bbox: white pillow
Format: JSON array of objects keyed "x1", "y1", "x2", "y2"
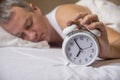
[{"x1": 0, "y1": 26, "x2": 50, "y2": 48}]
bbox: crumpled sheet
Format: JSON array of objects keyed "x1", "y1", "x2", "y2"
[
  {"x1": 0, "y1": 47, "x2": 120, "y2": 80},
  {"x1": 76, "y1": 0, "x2": 120, "y2": 33}
]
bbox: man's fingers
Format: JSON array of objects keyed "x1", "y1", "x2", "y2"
[
  {"x1": 67, "y1": 20, "x2": 74, "y2": 26},
  {"x1": 81, "y1": 14, "x2": 99, "y2": 25},
  {"x1": 86, "y1": 22, "x2": 105, "y2": 32},
  {"x1": 72, "y1": 12, "x2": 88, "y2": 22},
  {"x1": 67, "y1": 12, "x2": 88, "y2": 26}
]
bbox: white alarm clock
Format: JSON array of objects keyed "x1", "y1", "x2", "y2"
[{"x1": 62, "y1": 24, "x2": 101, "y2": 66}]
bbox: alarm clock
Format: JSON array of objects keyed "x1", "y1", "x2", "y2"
[{"x1": 62, "y1": 24, "x2": 101, "y2": 66}]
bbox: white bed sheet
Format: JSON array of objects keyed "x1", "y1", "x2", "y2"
[
  {"x1": 76, "y1": 0, "x2": 120, "y2": 33},
  {"x1": 0, "y1": 47, "x2": 120, "y2": 80}
]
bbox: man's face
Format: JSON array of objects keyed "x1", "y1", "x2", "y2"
[{"x1": 2, "y1": 5, "x2": 50, "y2": 42}]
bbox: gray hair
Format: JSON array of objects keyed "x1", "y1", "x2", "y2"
[{"x1": 0, "y1": 0, "x2": 33, "y2": 24}]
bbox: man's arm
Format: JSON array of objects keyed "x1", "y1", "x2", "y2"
[
  {"x1": 56, "y1": 4, "x2": 120, "y2": 59},
  {"x1": 106, "y1": 27, "x2": 120, "y2": 59},
  {"x1": 56, "y1": 4, "x2": 91, "y2": 29}
]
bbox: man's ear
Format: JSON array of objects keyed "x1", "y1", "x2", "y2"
[{"x1": 29, "y1": 3, "x2": 42, "y2": 14}]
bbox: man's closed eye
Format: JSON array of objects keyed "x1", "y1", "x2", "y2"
[{"x1": 25, "y1": 19, "x2": 33, "y2": 30}]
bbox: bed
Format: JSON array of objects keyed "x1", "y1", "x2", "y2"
[
  {"x1": 0, "y1": 0, "x2": 120, "y2": 80},
  {"x1": 0, "y1": 47, "x2": 120, "y2": 80}
]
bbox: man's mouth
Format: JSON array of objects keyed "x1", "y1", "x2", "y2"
[
  {"x1": 37, "y1": 35, "x2": 42, "y2": 42},
  {"x1": 36, "y1": 33, "x2": 44, "y2": 42},
  {"x1": 32, "y1": 34, "x2": 41, "y2": 42}
]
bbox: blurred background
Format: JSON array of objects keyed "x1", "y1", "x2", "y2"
[
  {"x1": 25, "y1": 0, "x2": 78, "y2": 14},
  {"x1": 24, "y1": 0, "x2": 120, "y2": 14}
]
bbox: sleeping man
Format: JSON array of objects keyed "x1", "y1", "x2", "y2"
[{"x1": 0, "y1": 0, "x2": 120, "y2": 59}]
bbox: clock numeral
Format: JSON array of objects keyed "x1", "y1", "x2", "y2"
[
  {"x1": 92, "y1": 49, "x2": 94, "y2": 53},
  {"x1": 90, "y1": 54, "x2": 93, "y2": 58},
  {"x1": 80, "y1": 36, "x2": 84, "y2": 40},
  {"x1": 85, "y1": 58, "x2": 88, "y2": 62},
  {"x1": 87, "y1": 38, "x2": 89, "y2": 42},
  {"x1": 70, "y1": 42, "x2": 74, "y2": 46},
  {"x1": 79, "y1": 59, "x2": 81, "y2": 63},
  {"x1": 74, "y1": 57, "x2": 76, "y2": 60},
  {"x1": 68, "y1": 47, "x2": 71, "y2": 51},
  {"x1": 69, "y1": 53, "x2": 72, "y2": 57},
  {"x1": 90, "y1": 43, "x2": 93, "y2": 47}
]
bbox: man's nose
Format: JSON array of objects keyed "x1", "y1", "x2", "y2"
[{"x1": 24, "y1": 30, "x2": 37, "y2": 41}]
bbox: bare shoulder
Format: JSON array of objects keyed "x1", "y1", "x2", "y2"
[
  {"x1": 56, "y1": 4, "x2": 91, "y2": 29},
  {"x1": 57, "y1": 4, "x2": 90, "y2": 13}
]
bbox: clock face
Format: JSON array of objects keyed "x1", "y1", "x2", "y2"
[{"x1": 64, "y1": 32, "x2": 99, "y2": 65}]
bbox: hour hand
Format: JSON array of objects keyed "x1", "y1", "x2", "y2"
[{"x1": 76, "y1": 50, "x2": 81, "y2": 57}]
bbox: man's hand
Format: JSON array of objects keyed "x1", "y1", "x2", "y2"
[{"x1": 67, "y1": 13, "x2": 110, "y2": 59}]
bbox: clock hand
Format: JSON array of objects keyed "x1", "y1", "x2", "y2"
[
  {"x1": 76, "y1": 50, "x2": 82, "y2": 57},
  {"x1": 74, "y1": 39, "x2": 83, "y2": 50},
  {"x1": 83, "y1": 46, "x2": 92, "y2": 50},
  {"x1": 83, "y1": 43, "x2": 92, "y2": 50}
]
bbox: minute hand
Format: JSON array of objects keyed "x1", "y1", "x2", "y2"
[
  {"x1": 74, "y1": 39, "x2": 83, "y2": 50},
  {"x1": 83, "y1": 46, "x2": 91, "y2": 50}
]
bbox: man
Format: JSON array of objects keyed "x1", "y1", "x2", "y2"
[{"x1": 0, "y1": 0, "x2": 120, "y2": 59}]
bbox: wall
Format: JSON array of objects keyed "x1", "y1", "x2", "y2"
[
  {"x1": 25, "y1": 0, "x2": 78, "y2": 14},
  {"x1": 24, "y1": 0, "x2": 120, "y2": 14}
]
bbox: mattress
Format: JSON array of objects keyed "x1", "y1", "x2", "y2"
[{"x1": 0, "y1": 47, "x2": 120, "y2": 80}]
